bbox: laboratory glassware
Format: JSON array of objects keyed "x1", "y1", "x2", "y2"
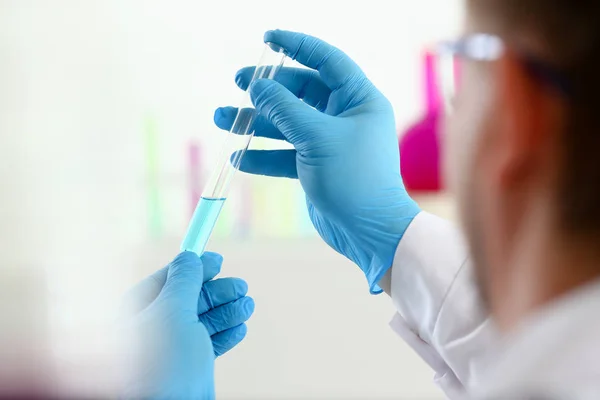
[{"x1": 181, "y1": 43, "x2": 287, "y2": 255}]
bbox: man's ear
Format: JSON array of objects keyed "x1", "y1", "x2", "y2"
[{"x1": 494, "y1": 49, "x2": 557, "y2": 188}]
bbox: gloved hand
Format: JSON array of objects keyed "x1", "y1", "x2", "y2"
[
  {"x1": 122, "y1": 251, "x2": 255, "y2": 356},
  {"x1": 119, "y1": 252, "x2": 254, "y2": 399},
  {"x1": 214, "y1": 30, "x2": 420, "y2": 293}
]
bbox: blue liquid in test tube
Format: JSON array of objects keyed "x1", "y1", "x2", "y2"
[
  {"x1": 181, "y1": 197, "x2": 226, "y2": 255},
  {"x1": 180, "y1": 42, "x2": 287, "y2": 256}
]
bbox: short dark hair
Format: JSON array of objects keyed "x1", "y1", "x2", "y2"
[{"x1": 470, "y1": 0, "x2": 600, "y2": 238}]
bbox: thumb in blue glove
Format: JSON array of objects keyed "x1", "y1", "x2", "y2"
[
  {"x1": 121, "y1": 252, "x2": 254, "y2": 356},
  {"x1": 119, "y1": 252, "x2": 254, "y2": 399},
  {"x1": 215, "y1": 30, "x2": 420, "y2": 293}
]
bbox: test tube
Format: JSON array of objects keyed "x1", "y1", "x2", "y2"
[{"x1": 181, "y1": 43, "x2": 287, "y2": 255}]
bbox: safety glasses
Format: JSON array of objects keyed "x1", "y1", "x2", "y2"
[{"x1": 434, "y1": 33, "x2": 571, "y2": 114}]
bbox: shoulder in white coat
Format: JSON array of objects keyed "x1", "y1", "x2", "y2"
[{"x1": 388, "y1": 212, "x2": 600, "y2": 400}]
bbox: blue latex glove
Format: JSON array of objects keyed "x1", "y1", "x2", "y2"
[
  {"x1": 122, "y1": 251, "x2": 255, "y2": 356},
  {"x1": 120, "y1": 252, "x2": 254, "y2": 399},
  {"x1": 214, "y1": 30, "x2": 420, "y2": 293}
]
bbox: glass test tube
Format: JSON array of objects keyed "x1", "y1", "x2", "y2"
[{"x1": 181, "y1": 43, "x2": 287, "y2": 255}]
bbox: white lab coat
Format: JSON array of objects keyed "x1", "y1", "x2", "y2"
[{"x1": 389, "y1": 212, "x2": 600, "y2": 399}]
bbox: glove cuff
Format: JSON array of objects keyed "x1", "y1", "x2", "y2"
[
  {"x1": 364, "y1": 207, "x2": 422, "y2": 294},
  {"x1": 365, "y1": 257, "x2": 391, "y2": 295}
]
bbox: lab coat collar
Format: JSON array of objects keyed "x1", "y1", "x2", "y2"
[{"x1": 472, "y1": 277, "x2": 600, "y2": 398}]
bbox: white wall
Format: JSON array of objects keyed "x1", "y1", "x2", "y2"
[{"x1": 0, "y1": 1, "x2": 461, "y2": 398}]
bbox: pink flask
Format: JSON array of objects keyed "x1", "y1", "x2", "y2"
[{"x1": 399, "y1": 51, "x2": 443, "y2": 193}]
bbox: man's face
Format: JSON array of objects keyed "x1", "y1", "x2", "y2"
[{"x1": 444, "y1": 16, "x2": 502, "y2": 301}]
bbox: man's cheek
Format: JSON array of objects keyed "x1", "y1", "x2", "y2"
[
  {"x1": 444, "y1": 110, "x2": 471, "y2": 195},
  {"x1": 443, "y1": 118, "x2": 459, "y2": 194}
]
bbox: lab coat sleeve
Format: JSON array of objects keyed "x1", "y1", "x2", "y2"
[{"x1": 389, "y1": 212, "x2": 497, "y2": 399}]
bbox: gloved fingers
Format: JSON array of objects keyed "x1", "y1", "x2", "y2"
[
  {"x1": 264, "y1": 30, "x2": 367, "y2": 92},
  {"x1": 235, "y1": 66, "x2": 330, "y2": 112},
  {"x1": 201, "y1": 251, "x2": 223, "y2": 283},
  {"x1": 214, "y1": 106, "x2": 286, "y2": 141},
  {"x1": 249, "y1": 79, "x2": 326, "y2": 147},
  {"x1": 211, "y1": 324, "x2": 248, "y2": 357},
  {"x1": 238, "y1": 149, "x2": 298, "y2": 178},
  {"x1": 198, "y1": 296, "x2": 255, "y2": 336},
  {"x1": 120, "y1": 252, "x2": 221, "y2": 318},
  {"x1": 158, "y1": 252, "x2": 204, "y2": 315},
  {"x1": 197, "y1": 278, "x2": 248, "y2": 315}
]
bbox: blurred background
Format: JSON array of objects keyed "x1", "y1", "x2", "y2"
[{"x1": 0, "y1": 0, "x2": 461, "y2": 398}]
